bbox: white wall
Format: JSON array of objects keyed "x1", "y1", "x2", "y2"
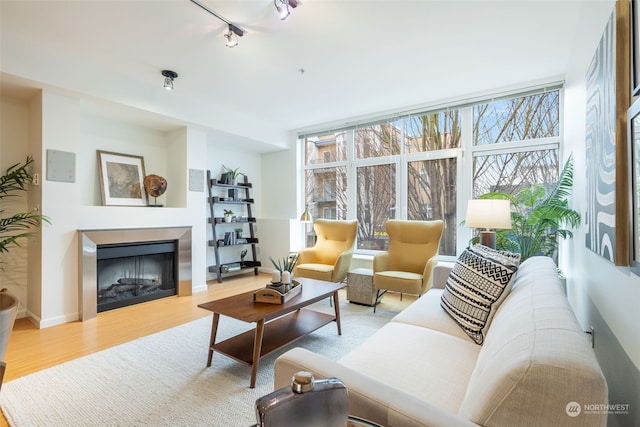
[
  {"x1": 257, "y1": 135, "x2": 303, "y2": 271},
  {"x1": 562, "y1": 2, "x2": 639, "y2": 425}
]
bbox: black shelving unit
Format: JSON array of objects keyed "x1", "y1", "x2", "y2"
[{"x1": 207, "y1": 170, "x2": 261, "y2": 282}]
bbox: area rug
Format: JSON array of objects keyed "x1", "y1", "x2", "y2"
[{"x1": 1, "y1": 301, "x2": 394, "y2": 427}]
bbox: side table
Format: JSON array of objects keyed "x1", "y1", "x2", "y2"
[{"x1": 346, "y1": 268, "x2": 377, "y2": 306}]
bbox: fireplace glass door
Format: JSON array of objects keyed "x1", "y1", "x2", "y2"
[{"x1": 97, "y1": 240, "x2": 177, "y2": 312}]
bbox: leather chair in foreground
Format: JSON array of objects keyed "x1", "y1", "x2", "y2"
[
  {"x1": 294, "y1": 219, "x2": 357, "y2": 283},
  {"x1": 373, "y1": 219, "x2": 443, "y2": 312}
]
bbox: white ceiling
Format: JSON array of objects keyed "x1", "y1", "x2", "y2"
[{"x1": 0, "y1": 0, "x2": 604, "y2": 152}]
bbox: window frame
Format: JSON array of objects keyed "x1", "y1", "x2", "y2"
[{"x1": 299, "y1": 85, "x2": 563, "y2": 261}]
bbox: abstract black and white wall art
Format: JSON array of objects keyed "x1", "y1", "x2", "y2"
[
  {"x1": 585, "y1": 11, "x2": 617, "y2": 263},
  {"x1": 585, "y1": 2, "x2": 632, "y2": 266}
]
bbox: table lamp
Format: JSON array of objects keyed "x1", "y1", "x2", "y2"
[{"x1": 465, "y1": 199, "x2": 512, "y2": 249}]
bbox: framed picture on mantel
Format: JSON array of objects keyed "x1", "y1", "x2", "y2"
[{"x1": 97, "y1": 150, "x2": 147, "y2": 206}]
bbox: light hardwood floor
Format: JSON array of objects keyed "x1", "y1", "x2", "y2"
[{"x1": 1, "y1": 273, "x2": 414, "y2": 426}]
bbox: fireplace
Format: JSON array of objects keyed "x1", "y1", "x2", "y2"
[
  {"x1": 79, "y1": 227, "x2": 191, "y2": 320},
  {"x1": 97, "y1": 240, "x2": 177, "y2": 312}
]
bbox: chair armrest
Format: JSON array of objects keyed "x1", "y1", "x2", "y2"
[
  {"x1": 332, "y1": 250, "x2": 354, "y2": 282},
  {"x1": 420, "y1": 256, "x2": 439, "y2": 293},
  {"x1": 432, "y1": 263, "x2": 453, "y2": 289},
  {"x1": 373, "y1": 252, "x2": 390, "y2": 273},
  {"x1": 274, "y1": 348, "x2": 478, "y2": 427}
]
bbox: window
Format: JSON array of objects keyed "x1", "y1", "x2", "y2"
[
  {"x1": 408, "y1": 157, "x2": 457, "y2": 255},
  {"x1": 357, "y1": 163, "x2": 396, "y2": 250},
  {"x1": 473, "y1": 91, "x2": 559, "y2": 145},
  {"x1": 472, "y1": 150, "x2": 559, "y2": 197},
  {"x1": 405, "y1": 111, "x2": 461, "y2": 152},
  {"x1": 304, "y1": 166, "x2": 347, "y2": 220},
  {"x1": 301, "y1": 87, "x2": 562, "y2": 259},
  {"x1": 471, "y1": 91, "x2": 560, "y2": 198},
  {"x1": 305, "y1": 132, "x2": 347, "y2": 165},
  {"x1": 355, "y1": 121, "x2": 401, "y2": 159}
]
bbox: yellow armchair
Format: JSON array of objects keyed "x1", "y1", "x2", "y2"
[
  {"x1": 294, "y1": 219, "x2": 358, "y2": 283},
  {"x1": 373, "y1": 219, "x2": 444, "y2": 312}
]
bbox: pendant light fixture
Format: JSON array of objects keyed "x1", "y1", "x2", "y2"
[
  {"x1": 300, "y1": 204, "x2": 313, "y2": 222},
  {"x1": 161, "y1": 70, "x2": 178, "y2": 90}
]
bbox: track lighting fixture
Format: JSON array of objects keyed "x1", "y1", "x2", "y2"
[
  {"x1": 274, "y1": 0, "x2": 298, "y2": 20},
  {"x1": 224, "y1": 24, "x2": 243, "y2": 48},
  {"x1": 161, "y1": 70, "x2": 178, "y2": 90},
  {"x1": 190, "y1": 0, "x2": 245, "y2": 48}
]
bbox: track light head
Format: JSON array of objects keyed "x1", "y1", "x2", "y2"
[
  {"x1": 161, "y1": 70, "x2": 178, "y2": 90},
  {"x1": 275, "y1": 0, "x2": 298, "y2": 21},
  {"x1": 225, "y1": 24, "x2": 243, "y2": 48},
  {"x1": 225, "y1": 30, "x2": 238, "y2": 48}
]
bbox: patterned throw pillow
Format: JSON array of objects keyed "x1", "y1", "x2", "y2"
[{"x1": 440, "y1": 244, "x2": 521, "y2": 345}]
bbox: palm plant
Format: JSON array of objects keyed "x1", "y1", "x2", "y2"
[
  {"x1": 0, "y1": 156, "x2": 50, "y2": 268},
  {"x1": 479, "y1": 156, "x2": 580, "y2": 262}
]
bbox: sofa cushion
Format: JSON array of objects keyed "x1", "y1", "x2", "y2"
[
  {"x1": 338, "y1": 322, "x2": 480, "y2": 414},
  {"x1": 440, "y1": 244, "x2": 520, "y2": 345},
  {"x1": 391, "y1": 289, "x2": 476, "y2": 343}
]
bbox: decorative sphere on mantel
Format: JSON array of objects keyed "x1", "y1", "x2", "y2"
[{"x1": 144, "y1": 174, "x2": 167, "y2": 198}]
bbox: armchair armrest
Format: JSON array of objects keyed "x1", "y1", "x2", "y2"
[
  {"x1": 274, "y1": 348, "x2": 478, "y2": 427},
  {"x1": 373, "y1": 252, "x2": 390, "y2": 273},
  {"x1": 432, "y1": 263, "x2": 454, "y2": 289},
  {"x1": 420, "y1": 256, "x2": 439, "y2": 293},
  {"x1": 332, "y1": 249, "x2": 354, "y2": 282}
]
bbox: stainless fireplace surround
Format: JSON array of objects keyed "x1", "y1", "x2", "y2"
[{"x1": 79, "y1": 226, "x2": 192, "y2": 321}]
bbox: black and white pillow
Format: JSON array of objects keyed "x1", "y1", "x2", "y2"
[{"x1": 440, "y1": 244, "x2": 521, "y2": 345}]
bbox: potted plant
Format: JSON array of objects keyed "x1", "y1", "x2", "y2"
[
  {"x1": 478, "y1": 155, "x2": 580, "y2": 264},
  {"x1": 234, "y1": 228, "x2": 243, "y2": 239},
  {"x1": 269, "y1": 253, "x2": 299, "y2": 288},
  {"x1": 223, "y1": 209, "x2": 234, "y2": 223},
  {"x1": 0, "y1": 155, "x2": 50, "y2": 386},
  {"x1": 221, "y1": 165, "x2": 244, "y2": 186}
]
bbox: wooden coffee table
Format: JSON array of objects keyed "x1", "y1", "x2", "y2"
[{"x1": 198, "y1": 278, "x2": 346, "y2": 388}]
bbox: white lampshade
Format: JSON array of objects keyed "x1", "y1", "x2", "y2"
[{"x1": 465, "y1": 199, "x2": 512, "y2": 230}]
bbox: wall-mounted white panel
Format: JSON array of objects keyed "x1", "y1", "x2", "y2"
[{"x1": 46, "y1": 149, "x2": 75, "y2": 182}]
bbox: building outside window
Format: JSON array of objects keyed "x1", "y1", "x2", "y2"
[{"x1": 301, "y1": 87, "x2": 561, "y2": 260}]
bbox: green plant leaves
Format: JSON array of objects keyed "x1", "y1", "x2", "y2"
[
  {"x1": 478, "y1": 155, "x2": 580, "y2": 262},
  {"x1": 0, "y1": 156, "x2": 51, "y2": 267},
  {"x1": 269, "y1": 253, "x2": 299, "y2": 273}
]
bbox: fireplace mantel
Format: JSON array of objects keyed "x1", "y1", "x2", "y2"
[{"x1": 78, "y1": 227, "x2": 192, "y2": 321}]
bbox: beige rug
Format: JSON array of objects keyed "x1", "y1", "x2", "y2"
[{"x1": 1, "y1": 301, "x2": 394, "y2": 426}]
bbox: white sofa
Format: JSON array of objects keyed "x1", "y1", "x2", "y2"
[{"x1": 274, "y1": 256, "x2": 608, "y2": 426}]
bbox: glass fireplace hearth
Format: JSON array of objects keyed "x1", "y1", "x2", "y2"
[{"x1": 97, "y1": 240, "x2": 177, "y2": 313}]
